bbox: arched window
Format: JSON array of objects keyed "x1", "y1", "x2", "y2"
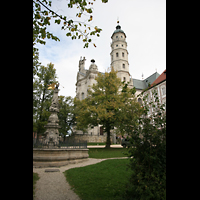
[
  {"x1": 116, "y1": 52, "x2": 118, "y2": 57},
  {"x1": 82, "y1": 92, "x2": 84, "y2": 100},
  {"x1": 123, "y1": 64, "x2": 125, "y2": 68},
  {"x1": 122, "y1": 52, "x2": 124, "y2": 57},
  {"x1": 138, "y1": 98, "x2": 142, "y2": 106},
  {"x1": 123, "y1": 77, "x2": 126, "y2": 82}
]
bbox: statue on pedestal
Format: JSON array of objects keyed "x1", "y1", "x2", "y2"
[{"x1": 43, "y1": 83, "x2": 61, "y2": 148}]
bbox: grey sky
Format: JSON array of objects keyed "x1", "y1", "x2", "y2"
[{"x1": 36, "y1": 0, "x2": 166, "y2": 97}]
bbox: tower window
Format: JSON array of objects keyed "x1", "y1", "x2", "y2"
[
  {"x1": 138, "y1": 98, "x2": 142, "y2": 106},
  {"x1": 123, "y1": 77, "x2": 126, "y2": 82},
  {"x1": 123, "y1": 64, "x2": 125, "y2": 68},
  {"x1": 82, "y1": 92, "x2": 84, "y2": 100},
  {"x1": 122, "y1": 52, "x2": 124, "y2": 57},
  {"x1": 116, "y1": 36, "x2": 118, "y2": 38},
  {"x1": 121, "y1": 36, "x2": 123, "y2": 38},
  {"x1": 116, "y1": 44, "x2": 118, "y2": 47},
  {"x1": 116, "y1": 52, "x2": 118, "y2": 57}
]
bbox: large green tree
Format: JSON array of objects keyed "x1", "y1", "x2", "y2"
[
  {"x1": 74, "y1": 67, "x2": 143, "y2": 148},
  {"x1": 58, "y1": 95, "x2": 75, "y2": 140},
  {"x1": 33, "y1": 62, "x2": 58, "y2": 136}
]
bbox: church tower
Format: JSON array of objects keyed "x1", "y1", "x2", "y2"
[{"x1": 110, "y1": 22, "x2": 131, "y2": 83}]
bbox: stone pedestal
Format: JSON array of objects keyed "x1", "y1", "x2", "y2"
[{"x1": 43, "y1": 84, "x2": 61, "y2": 147}]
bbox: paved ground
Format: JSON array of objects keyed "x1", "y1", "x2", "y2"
[
  {"x1": 87, "y1": 144, "x2": 122, "y2": 148},
  {"x1": 33, "y1": 157, "x2": 127, "y2": 200}
]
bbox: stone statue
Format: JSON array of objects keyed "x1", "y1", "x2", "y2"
[
  {"x1": 49, "y1": 83, "x2": 59, "y2": 112},
  {"x1": 43, "y1": 83, "x2": 61, "y2": 148}
]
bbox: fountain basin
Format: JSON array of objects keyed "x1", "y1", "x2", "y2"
[{"x1": 33, "y1": 148, "x2": 89, "y2": 168}]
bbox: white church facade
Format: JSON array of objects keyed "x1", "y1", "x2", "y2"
[{"x1": 74, "y1": 23, "x2": 161, "y2": 143}]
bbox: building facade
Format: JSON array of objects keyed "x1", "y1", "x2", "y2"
[
  {"x1": 74, "y1": 22, "x2": 163, "y2": 143},
  {"x1": 142, "y1": 69, "x2": 166, "y2": 116}
]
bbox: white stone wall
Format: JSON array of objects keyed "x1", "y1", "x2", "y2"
[{"x1": 143, "y1": 80, "x2": 166, "y2": 115}]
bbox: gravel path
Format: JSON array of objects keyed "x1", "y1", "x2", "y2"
[{"x1": 33, "y1": 158, "x2": 110, "y2": 200}]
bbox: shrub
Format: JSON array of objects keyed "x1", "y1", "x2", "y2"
[{"x1": 123, "y1": 88, "x2": 166, "y2": 200}]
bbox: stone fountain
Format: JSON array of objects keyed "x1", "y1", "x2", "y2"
[{"x1": 33, "y1": 83, "x2": 89, "y2": 168}]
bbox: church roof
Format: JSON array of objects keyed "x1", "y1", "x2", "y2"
[
  {"x1": 150, "y1": 69, "x2": 166, "y2": 87},
  {"x1": 111, "y1": 24, "x2": 126, "y2": 38},
  {"x1": 132, "y1": 72, "x2": 160, "y2": 90}
]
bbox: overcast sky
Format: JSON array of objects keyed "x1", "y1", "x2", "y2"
[{"x1": 36, "y1": 0, "x2": 166, "y2": 98}]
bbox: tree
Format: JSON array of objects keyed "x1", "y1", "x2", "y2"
[
  {"x1": 33, "y1": 0, "x2": 108, "y2": 74},
  {"x1": 58, "y1": 95, "x2": 75, "y2": 140},
  {"x1": 123, "y1": 88, "x2": 166, "y2": 200},
  {"x1": 33, "y1": 62, "x2": 58, "y2": 137},
  {"x1": 74, "y1": 67, "x2": 143, "y2": 148}
]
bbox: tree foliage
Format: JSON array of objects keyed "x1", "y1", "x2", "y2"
[
  {"x1": 74, "y1": 67, "x2": 143, "y2": 148},
  {"x1": 123, "y1": 89, "x2": 166, "y2": 200},
  {"x1": 58, "y1": 95, "x2": 75, "y2": 140},
  {"x1": 33, "y1": 0, "x2": 108, "y2": 73},
  {"x1": 33, "y1": 62, "x2": 58, "y2": 136}
]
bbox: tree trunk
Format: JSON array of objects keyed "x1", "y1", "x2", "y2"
[{"x1": 105, "y1": 124, "x2": 111, "y2": 148}]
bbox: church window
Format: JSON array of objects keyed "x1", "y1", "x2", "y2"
[
  {"x1": 116, "y1": 52, "x2": 118, "y2": 57},
  {"x1": 162, "y1": 87, "x2": 166, "y2": 96},
  {"x1": 122, "y1": 52, "x2": 124, "y2": 57},
  {"x1": 123, "y1": 64, "x2": 125, "y2": 68},
  {"x1": 82, "y1": 92, "x2": 84, "y2": 100},
  {"x1": 123, "y1": 77, "x2": 126, "y2": 82},
  {"x1": 122, "y1": 44, "x2": 123, "y2": 47}
]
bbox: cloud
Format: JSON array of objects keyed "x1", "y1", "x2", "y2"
[{"x1": 36, "y1": 0, "x2": 166, "y2": 97}]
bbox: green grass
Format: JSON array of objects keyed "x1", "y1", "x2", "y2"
[
  {"x1": 88, "y1": 148, "x2": 128, "y2": 158},
  {"x1": 33, "y1": 172, "x2": 40, "y2": 199},
  {"x1": 87, "y1": 142, "x2": 106, "y2": 145},
  {"x1": 64, "y1": 159, "x2": 131, "y2": 200}
]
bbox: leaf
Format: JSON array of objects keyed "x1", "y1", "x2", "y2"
[
  {"x1": 66, "y1": 32, "x2": 71, "y2": 36},
  {"x1": 55, "y1": 19, "x2": 61, "y2": 24},
  {"x1": 86, "y1": 8, "x2": 93, "y2": 13}
]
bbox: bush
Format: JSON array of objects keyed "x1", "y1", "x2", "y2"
[{"x1": 123, "y1": 89, "x2": 166, "y2": 200}]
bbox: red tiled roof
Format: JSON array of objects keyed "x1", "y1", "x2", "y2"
[{"x1": 151, "y1": 69, "x2": 166, "y2": 87}]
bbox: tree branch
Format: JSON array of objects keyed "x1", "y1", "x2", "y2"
[
  {"x1": 37, "y1": 0, "x2": 88, "y2": 38},
  {"x1": 37, "y1": 0, "x2": 65, "y2": 20}
]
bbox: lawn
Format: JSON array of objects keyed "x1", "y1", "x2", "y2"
[
  {"x1": 64, "y1": 159, "x2": 131, "y2": 200},
  {"x1": 87, "y1": 142, "x2": 106, "y2": 145},
  {"x1": 33, "y1": 172, "x2": 39, "y2": 199},
  {"x1": 88, "y1": 148, "x2": 128, "y2": 158}
]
